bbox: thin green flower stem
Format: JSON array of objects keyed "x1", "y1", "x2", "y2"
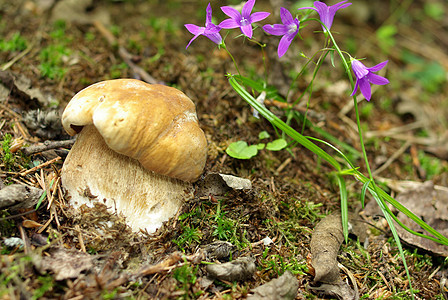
[
  {"x1": 221, "y1": 42, "x2": 241, "y2": 77},
  {"x1": 247, "y1": 38, "x2": 268, "y2": 87},
  {"x1": 300, "y1": 49, "x2": 330, "y2": 135}
]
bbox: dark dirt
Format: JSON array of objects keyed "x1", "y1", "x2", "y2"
[{"x1": 1, "y1": 0, "x2": 448, "y2": 299}]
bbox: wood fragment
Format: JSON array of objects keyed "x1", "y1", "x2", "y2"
[
  {"x1": 0, "y1": 184, "x2": 43, "y2": 210},
  {"x1": 22, "y1": 139, "x2": 74, "y2": 156}
]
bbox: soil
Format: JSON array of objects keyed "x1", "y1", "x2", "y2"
[{"x1": 1, "y1": 0, "x2": 447, "y2": 299}]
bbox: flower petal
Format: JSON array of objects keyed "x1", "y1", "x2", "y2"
[
  {"x1": 186, "y1": 34, "x2": 200, "y2": 49},
  {"x1": 240, "y1": 24, "x2": 253, "y2": 38},
  {"x1": 205, "y1": 23, "x2": 221, "y2": 33},
  {"x1": 358, "y1": 78, "x2": 372, "y2": 100},
  {"x1": 219, "y1": 18, "x2": 240, "y2": 29},
  {"x1": 278, "y1": 34, "x2": 293, "y2": 57},
  {"x1": 185, "y1": 24, "x2": 204, "y2": 35},
  {"x1": 205, "y1": 3, "x2": 213, "y2": 26},
  {"x1": 351, "y1": 60, "x2": 369, "y2": 79},
  {"x1": 205, "y1": 32, "x2": 222, "y2": 45},
  {"x1": 221, "y1": 6, "x2": 241, "y2": 20},
  {"x1": 280, "y1": 7, "x2": 293, "y2": 25},
  {"x1": 250, "y1": 12, "x2": 270, "y2": 23},
  {"x1": 330, "y1": 0, "x2": 350, "y2": 12},
  {"x1": 263, "y1": 24, "x2": 288, "y2": 35},
  {"x1": 242, "y1": 0, "x2": 255, "y2": 18},
  {"x1": 313, "y1": 1, "x2": 328, "y2": 15},
  {"x1": 350, "y1": 79, "x2": 359, "y2": 96},
  {"x1": 367, "y1": 60, "x2": 388, "y2": 72},
  {"x1": 367, "y1": 73, "x2": 389, "y2": 85}
]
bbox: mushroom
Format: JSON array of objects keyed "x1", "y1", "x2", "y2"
[{"x1": 60, "y1": 79, "x2": 207, "y2": 233}]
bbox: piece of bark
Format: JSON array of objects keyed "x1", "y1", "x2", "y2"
[
  {"x1": 248, "y1": 271, "x2": 299, "y2": 300},
  {"x1": 0, "y1": 184, "x2": 43, "y2": 210},
  {"x1": 206, "y1": 257, "x2": 256, "y2": 282},
  {"x1": 310, "y1": 213, "x2": 344, "y2": 284}
]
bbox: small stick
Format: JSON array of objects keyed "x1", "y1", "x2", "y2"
[
  {"x1": 19, "y1": 156, "x2": 61, "y2": 177},
  {"x1": 75, "y1": 225, "x2": 86, "y2": 253},
  {"x1": 47, "y1": 176, "x2": 60, "y2": 210},
  {"x1": 372, "y1": 141, "x2": 411, "y2": 176},
  {"x1": 22, "y1": 140, "x2": 75, "y2": 156}
]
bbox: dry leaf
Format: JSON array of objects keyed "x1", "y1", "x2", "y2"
[
  {"x1": 248, "y1": 271, "x2": 299, "y2": 300},
  {"x1": 394, "y1": 181, "x2": 448, "y2": 256},
  {"x1": 22, "y1": 219, "x2": 43, "y2": 228},
  {"x1": 206, "y1": 257, "x2": 256, "y2": 282},
  {"x1": 36, "y1": 247, "x2": 93, "y2": 280}
]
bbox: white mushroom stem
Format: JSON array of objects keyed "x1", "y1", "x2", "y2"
[{"x1": 61, "y1": 125, "x2": 193, "y2": 233}]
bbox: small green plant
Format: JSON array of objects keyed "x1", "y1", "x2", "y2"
[
  {"x1": 226, "y1": 131, "x2": 287, "y2": 159},
  {"x1": 174, "y1": 224, "x2": 203, "y2": 250},
  {"x1": 172, "y1": 263, "x2": 201, "y2": 299},
  {"x1": 1, "y1": 133, "x2": 15, "y2": 169},
  {"x1": 38, "y1": 21, "x2": 72, "y2": 80},
  {"x1": 0, "y1": 32, "x2": 28, "y2": 52},
  {"x1": 39, "y1": 44, "x2": 71, "y2": 80},
  {"x1": 212, "y1": 204, "x2": 250, "y2": 249},
  {"x1": 260, "y1": 252, "x2": 308, "y2": 276},
  {"x1": 32, "y1": 276, "x2": 54, "y2": 300}
]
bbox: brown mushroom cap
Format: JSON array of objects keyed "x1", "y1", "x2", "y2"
[{"x1": 61, "y1": 79, "x2": 207, "y2": 182}]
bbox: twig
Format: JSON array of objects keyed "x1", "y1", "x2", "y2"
[
  {"x1": 1, "y1": 42, "x2": 35, "y2": 71},
  {"x1": 19, "y1": 156, "x2": 61, "y2": 177},
  {"x1": 75, "y1": 225, "x2": 87, "y2": 253},
  {"x1": 22, "y1": 139, "x2": 75, "y2": 156},
  {"x1": 372, "y1": 141, "x2": 411, "y2": 176},
  {"x1": 133, "y1": 250, "x2": 205, "y2": 278}
]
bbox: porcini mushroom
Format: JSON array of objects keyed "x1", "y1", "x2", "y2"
[{"x1": 61, "y1": 79, "x2": 207, "y2": 233}]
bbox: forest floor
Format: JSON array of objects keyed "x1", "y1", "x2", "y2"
[{"x1": 1, "y1": 0, "x2": 448, "y2": 299}]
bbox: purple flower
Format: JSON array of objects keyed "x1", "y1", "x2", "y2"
[
  {"x1": 350, "y1": 59, "x2": 389, "y2": 101},
  {"x1": 298, "y1": 1, "x2": 351, "y2": 32},
  {"x1": 219, "y1": 0, "x2": 270, "y2": 39},
  {"x1": 185, "y1": 3, "x2": 222, "y2": 49},
  {"x1": 263, "y1": 8, "x2": 300, "y2": 58}
]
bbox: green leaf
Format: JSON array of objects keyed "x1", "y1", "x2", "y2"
[
  {"x1": 256, "y1": 143, "x2": 265, "y2": 150},
  {"x1": 258, "y1": 131, "x2": 270, "y2": 140},
  {"x1": 336, "y1": 175, "x2": 348, "y2": 242},
  {"x1": 361, "y1": 179, "x2": 370, "y2": 209},
  {"x1": 226, "y1": 141, "x2": 258, "y2": 159},
  {"x1": 266, "y1": 139, "x2": 288, "y2": 151}
]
